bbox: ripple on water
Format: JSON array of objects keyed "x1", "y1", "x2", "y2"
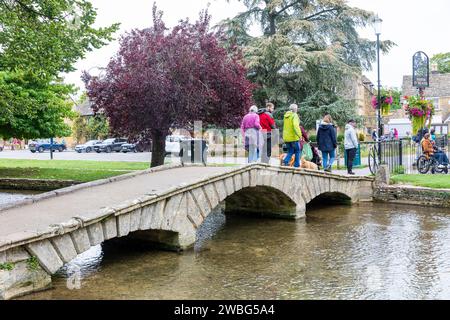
[{"x1": 19, "y1": 202, "x2": 450, "y2": 300}]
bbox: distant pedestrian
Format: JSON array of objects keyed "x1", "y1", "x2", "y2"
[
  {"x1": 241, "y1": 105, "x2": 262, "y2": 163},
  {"x1": 317, "y1": 114, "x2": 337, "y2": 173},
  {"x1": 430, "y1": 128, "x2": 436, "y2": 142},
  {"x1": 393, "y1": 128, "x2": 399, "y2": 140},
  {"x1": 371, "y1": 129, "x2": 378, "y2": 141},
  {"x1": 344, "y1": 119, "x2": 359, "y2": 175},
  {"x1": 282, "y1": 104, "x2": 302, "y2": 168},
  {"x1": 414, "y1": 127, "x2": 428, "y2": 161},
  {"x1": 389, "y1": 129, "x2": 394, "y2": 140},
  {"x1": 258, "y1": 102, "x2": 276, "y2": 164}
]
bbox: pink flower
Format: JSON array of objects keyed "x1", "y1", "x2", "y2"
[{"x1": 385, "y1": 96, "x2": 393, "y2": 104}]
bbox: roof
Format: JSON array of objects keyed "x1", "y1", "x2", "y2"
[
  {"x1": 402, "y1": 73, "x2": 450, "y2": 98},
  {"x1": 73, "y1": 100, "x2": 95, "y2": 116}
]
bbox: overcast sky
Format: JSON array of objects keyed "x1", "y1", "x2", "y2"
[{"x1": 64, "y1": 0, "x2": 450, "y2": 94}]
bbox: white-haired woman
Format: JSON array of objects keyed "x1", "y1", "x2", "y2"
[{"x1": 241, "y1": 105, "x2": 262, "y2": 163}]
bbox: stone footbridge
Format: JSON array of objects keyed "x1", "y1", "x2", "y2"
[{"x1": 0, "y1": 164, "x2": 373, "y2": 299}]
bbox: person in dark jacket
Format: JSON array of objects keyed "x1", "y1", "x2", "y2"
[
  {"x1": 258, "y1": 102, "x2": 276, "y2": 164},
  {"x1": 316, "y1": 114, "x2": 337, "y2": 172}
]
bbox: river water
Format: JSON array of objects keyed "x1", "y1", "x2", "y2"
[
  {"x1": 20, "y1": 202, "x2": 450, "y2": 300},
  {"x1": 0, "y1": 190, "x2": 40, "y2": 207}
]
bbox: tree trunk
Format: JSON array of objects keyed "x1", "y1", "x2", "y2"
[
  {"x1": 268, "y1": 13, "x2": 276, "y2": 36},
  {"x1": 151, "y1": 131, "x2": 166, "y2": 168}
]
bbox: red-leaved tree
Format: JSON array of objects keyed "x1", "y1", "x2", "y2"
[{"x1": 83, "y1": 4, "x2": 255, "y2": 167}]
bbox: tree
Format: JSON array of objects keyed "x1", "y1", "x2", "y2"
[
  {"x1": 220, "y1": 0, "x2": 394, "y2": 116},
  {"x1": 0, "y1": 71, "x2": 75, "y2": 139},
  {"x1": 73, "y1": 114, "x2": 110, "y2": 143},
  {"x1": 273, "y1": 91, "x2": 360, "y2": 130},
  {"x1": 0, "y1": 0, "x2": 118, "y2": 140},
  {"x1": 0, "y1": 0, "x2": 119, "y2": 77},
  {"x1": 431, "y1": 53, "x2": 450, "y2": 74},
  {"x1": 84, "y1": 5, "x2": 255, "y2": 167}
]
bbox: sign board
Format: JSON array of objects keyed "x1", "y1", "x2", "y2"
[{"x1": 412, "y1": 51, "x2": 429, "y2": 88}]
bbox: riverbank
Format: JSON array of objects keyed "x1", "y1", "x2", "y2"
[
  {"x1": 0, "y1": 159, "x2": 150, "y2": 188},
  {"x1": 391, "y1": 174, "x2": 450, "y2": 189},
  {"x1": 375, "y1": 184, "x2": 450, "y2": 208}
]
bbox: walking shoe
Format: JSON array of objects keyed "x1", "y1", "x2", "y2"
[{"x1": 348, "y1": 171, "x2": 356, "y2": 175}]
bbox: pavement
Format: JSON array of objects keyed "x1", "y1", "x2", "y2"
[
  {"x1": 0, "y1": 149, "x2": 372, "y2": 176},
  {"x1": 0, "y1": 150, "x2": 153, "y2": 162},
  {"x1": 0, "y1": 166, "x2": 234, "y2": 237}
]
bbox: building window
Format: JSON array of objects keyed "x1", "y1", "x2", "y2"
[{"x1": 426, "y1": 97, "x2": 440, "y2": 111}]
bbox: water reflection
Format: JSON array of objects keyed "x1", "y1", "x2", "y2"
[{"x1": 21, "y1": 202, "x2": 450, "y2": 300}]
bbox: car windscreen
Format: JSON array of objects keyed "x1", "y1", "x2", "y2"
[{"x1": 103, "y1": 139, "x2": 115, "y2": 144}]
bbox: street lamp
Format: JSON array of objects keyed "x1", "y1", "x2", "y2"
[{"x1": 373, "y1": 15, "x2": 383, "y2": 162}]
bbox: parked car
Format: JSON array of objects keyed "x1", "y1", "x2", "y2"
[
  {"x1": 94, "y1": 138, "x2": 128, "y2": 153},
  {"x1": 121, "y1": 139, "x2": 153, "y2": 153},
  {"x1": 121, "y1": 143, "x2": 138, "y2": 153},
  {"x1": 75, "y1": 140, "x2": 102, "y2": 153},
  {"x1": 165, "y1": 135, "x2": 190, "y2": 156},
  {"x1": 29, "y1": 139, "x2": 67, "y2": 153}
]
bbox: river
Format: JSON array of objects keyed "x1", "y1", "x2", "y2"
[
  {"x1": 19, "y1": 202, "x2": 450, "y2": 300},
  {"x1": 0, "y1": 190, "x2": 40, "y2": 207}
]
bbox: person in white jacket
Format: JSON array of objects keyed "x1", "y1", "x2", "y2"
[{"x1": 344, "y1": 120, "x2": 359, "y2": 175}]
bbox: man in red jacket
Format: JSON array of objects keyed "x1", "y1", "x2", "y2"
[{"x1": 258, "y1": 102, "x2": 276, "y2": 164}]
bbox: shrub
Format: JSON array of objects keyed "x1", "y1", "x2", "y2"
[
  {"x1": 393, "y1": 165, "x2": 406, "y2": 175},
  {"x1": 358, "y1": 132, "x2": 365, "y2": 142}
]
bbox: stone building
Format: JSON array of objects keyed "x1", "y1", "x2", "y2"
[
  {"x1": 343, "y1": 74, "x2": 377, "y2": 136},
  {"x1": 402, "y1": 70, "x2": 450, "y2": 131}
]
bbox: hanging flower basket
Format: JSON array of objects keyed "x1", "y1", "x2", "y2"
[
  {"x1": 403, "y1": 95, "x2": 434, "y2": 135},
  {"x1": 372, "y1": 95, "x2": 393, "y2": 116}
]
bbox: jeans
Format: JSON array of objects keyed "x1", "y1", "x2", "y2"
[
  {"x1": 322, "y1": 150, "x2": 335, "y2": 169},
  {"x1": 284, "y1": 141, "x2": 301, "y2": 168},
  {"x1": 260, "y1": 132, "x2": 272, "y2": 164},
  {"x1": 345, "y1": 148, "x2": 357, "y2": 173},
  {"x1": 434, "y1": 151, "x2": 449, "y2": 165},
  {"x1": 248, "y1": 144, "x2": 258, "y2": 163}
]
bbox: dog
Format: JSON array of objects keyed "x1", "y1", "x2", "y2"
[
  {"x1": 280, "y1": 153, "x2": 295, "y2": 167},
  {"x1": 280, "y1": 154, "x2": 318, "y2": 171},
  {"x1": 300, "y1": 156, "x2": 319, "y2": 170}
]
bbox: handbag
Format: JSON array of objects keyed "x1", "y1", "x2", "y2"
[{"x1": 302, "y1": 142, "x2": 313, "y2": 161}]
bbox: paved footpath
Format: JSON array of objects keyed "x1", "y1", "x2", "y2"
[{"x1": 0, "y1": 166, "x2": 233, "y2": 241}]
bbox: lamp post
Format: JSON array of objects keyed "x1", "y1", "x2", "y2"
[{"x1": 374, "y1": 15, "x2": 383, "y2": 162}]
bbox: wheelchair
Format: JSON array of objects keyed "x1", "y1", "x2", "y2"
[{"x1": 417, "y1": 153, "x2": 449, "y2": 174}]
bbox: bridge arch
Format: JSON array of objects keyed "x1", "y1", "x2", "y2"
[{"x1": 0, "y1": 164, "x2": 373, "y2": 300}]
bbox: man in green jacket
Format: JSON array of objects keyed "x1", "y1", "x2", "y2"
[{"x1": 283, "y1": 104, "x2": 302, "y2": 168}]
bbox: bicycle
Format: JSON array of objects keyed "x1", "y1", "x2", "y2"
[{"x1": 368, "y1": 142, "x2": 379, "y2": 175}]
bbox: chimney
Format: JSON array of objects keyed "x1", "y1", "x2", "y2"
[{"x1": 431, "y1": 62, "x2": 439, "y2": 74}]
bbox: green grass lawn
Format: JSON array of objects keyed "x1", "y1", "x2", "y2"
[
  {"x1": 0, "y1": 159, "x2": 150, "y2": 182},
  {"x1": 391, "y1": 174, "x2": 450, "y2": 189}
]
